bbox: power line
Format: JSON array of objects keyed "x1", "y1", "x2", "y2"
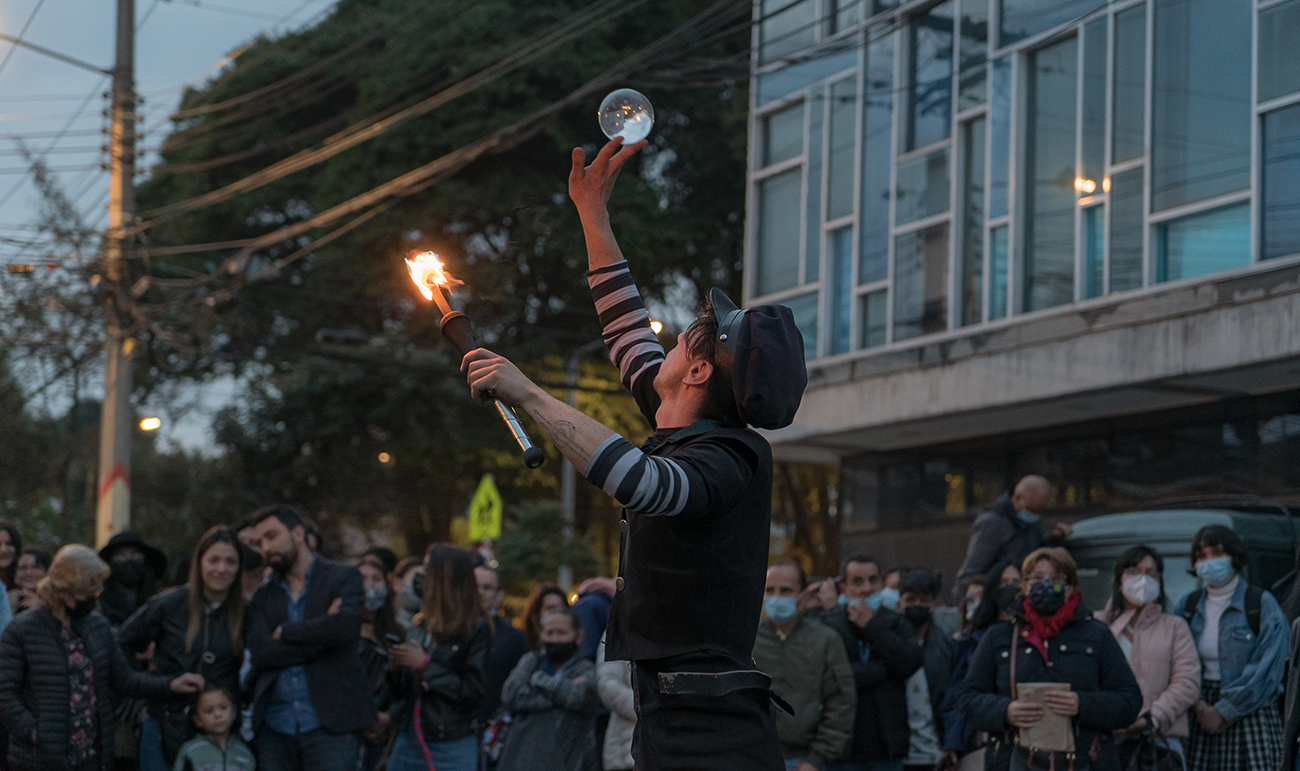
[{"x1": 0, "y1": 0, "x2": 49, "y2": 80}]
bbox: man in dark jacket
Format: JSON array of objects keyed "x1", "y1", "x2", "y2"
[
  {"x1": 896, "y1": 570, "x2": 955, "y2": 771},
  {"x1": 246, "y1": 505, "x2": 377, "y2": 771},
  {"x1": 955, "y1": 476, "x2": 1072, "y2": 592},
  {"x1": 460, "y1": 138, "x2": 808, "y2": 770},
  {"x1": 821, "y1": 555, "x2": 925, "y2": 771},
  {"x1": 474, "y1": 563, "x2": 528, "y2": 724}
]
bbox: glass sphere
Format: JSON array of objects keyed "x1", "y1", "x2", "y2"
[{"x1": 599, "y1": 88, "x2": 655, "y2": 143}]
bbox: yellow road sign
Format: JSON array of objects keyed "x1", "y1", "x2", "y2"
[{"x1": 468, "y1": 473, "x2": 503, "y2": 541}]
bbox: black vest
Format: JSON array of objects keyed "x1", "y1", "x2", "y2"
[{"x1": 604, "y1": 422, "x2": 773, "y2": 663}]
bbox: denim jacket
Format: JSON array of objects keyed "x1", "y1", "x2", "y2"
[{"x1": 1173, "y1": 579, "x2": 1289, "y2": 723}]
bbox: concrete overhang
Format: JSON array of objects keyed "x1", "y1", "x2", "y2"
[{"x1": 764, "y1": 258, "x2": 1300, "y2": 463}]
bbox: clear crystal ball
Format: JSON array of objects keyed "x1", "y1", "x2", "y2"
[{"x1": 598, "y1": 88, "x2": 655, "y2": 143}]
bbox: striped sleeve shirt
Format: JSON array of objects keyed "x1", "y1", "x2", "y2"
[{"x1": 584, "y1": 262, "x2": 756, "y2": 517}]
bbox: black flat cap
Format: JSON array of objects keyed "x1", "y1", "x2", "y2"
[{"x1": 710, "y1": 288, "x2": 807, "y2": 430}]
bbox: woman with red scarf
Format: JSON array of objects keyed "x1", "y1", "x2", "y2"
[{"x1": 959, "y1": 548, "x2": 1143, "y2": 771}]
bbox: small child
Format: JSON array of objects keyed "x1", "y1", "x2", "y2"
[{"x1": 172, "y1": 685, "x2": 256, "y2": 771}]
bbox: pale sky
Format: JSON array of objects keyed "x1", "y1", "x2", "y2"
[{"x1": 1, "y1": 0, "x2": 339, "y2": 452}]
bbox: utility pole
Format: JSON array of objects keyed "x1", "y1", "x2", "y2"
[
  {"x1": 558, "y1": 338, "x2": 606, "y2": 592},
  {"x1": 95, "y1": 0, "x2": 137, "y2": 547}
]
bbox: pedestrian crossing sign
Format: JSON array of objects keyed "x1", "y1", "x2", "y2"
[{"x1": 468, "y1": 473, "x2": 503, "y2": 541}]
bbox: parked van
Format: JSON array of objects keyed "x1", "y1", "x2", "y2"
[{"x1": 1066, "y1": 497, "x2": 1300, "y2": 611}]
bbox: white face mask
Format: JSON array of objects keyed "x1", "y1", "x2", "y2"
[
  {"x1": 1121, "y1": 573, "x2": 1161, "y2": 606},
  {"x1": 965, "y1": 601, "x2": 981, "y2": 620}
]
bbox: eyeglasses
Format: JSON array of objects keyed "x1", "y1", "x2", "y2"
[
  {"x1": 1027, "y1": 574, "x2": 1067, "y2": 587},
  {"x1": 1121, "y1": 567, "x2": 1160, "y2": 579}
]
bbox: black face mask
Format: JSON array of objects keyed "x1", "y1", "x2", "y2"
[
  {"x1": 68, "y1": 597, "x2": 97, "y2": 620},
  {"x1": 903, "y1": 605, "x2": 933, "y2": 629},
  {"x1": 543, "y1": 641, "x2": 579, "y2": 666},
  {"x1": 994, "y1": 585, "x2": 1021, "y2": 613},
  {"x1": 111, "y1": 561, "x2": 144, "y2": 588},
  {"x1": 1027, "y1": 581, "x2": 1068, "y2": 616}
]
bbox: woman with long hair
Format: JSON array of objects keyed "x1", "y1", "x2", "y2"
[
  {"x1": 1175, "y1": 526, "x2": 1288, "y2": 771},
  {"x1": 522, "y1": 583, "x2": 569, "y2": 651},
  {"x1": 356, "y1": 555, "x2": 400, "y2": 771},
  {"x1": 118, "y1": 527, "x2": 246, "y2": 765},
  {"x1": 0, "y1": 545, "x2": 204, "y2": 771},
  {"x1": 386, "y1": 545, "x2": 490, "y2": 771},
  {"x1": 1097, "y1": 545, "x2": 1200, "y2": 766},
  {"x1": 9, "y1": 549, "x2": 50, "y2": 616},
  {"x1": 961, "y1": 547, "x2": 1143, "y2": 771},
  {"x1": 0, "y1": 520, "x2": 23, "y2": 590}
]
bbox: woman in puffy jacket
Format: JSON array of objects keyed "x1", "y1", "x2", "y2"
[
  {"x1": 0, "y1": 545, "x2": 204, "y2": 771},
  {"x1": 1096, "y1": 545, "x2": 1201, "y2": 765},
  {"x1": 386, "y1": 545, "x2": 489, "y2": 771}
]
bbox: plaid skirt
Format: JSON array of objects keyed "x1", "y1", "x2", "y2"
[{"x1": 1186, "y1": 680, "x2": 1284, "y2": 771}]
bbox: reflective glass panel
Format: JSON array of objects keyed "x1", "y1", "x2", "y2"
[
  {"x1": 807, "y1": 90, "x2": 825, "y2": 284},
  {"x1": 761, "y1": 0, "x2": 817, "y2": 64},
  {"x1": 1112, "y1": 5, "x2": 1146, "y2": 164},
  {"x1": 989, "y1": 224, "x2": 1008, "y2": 319},
  {"x1": 960, "y1": 119, "x2": 986, "y2": 326},
  {"x1": 1151, "y1": 0, "x2": 1251, "y2": 211},
  {"x1": 784, "y1": 291, "x2": 820, "y2": 359},
  {"x1": 830, "y1": 227, "x2": 854, "y2": 354},
  {"x1": 1084, "y1": 205, "x2": 1104, "y2": 298},
  {"x1": 833, "y1": 0, "x2": 867, "y2": 32},
  {"x1": 1260, "y1": 0, "x2": 1300, "y2": 103},
  {"x1": 896, "y1": 148, "x2": 951, "y2": 226},
  {"x1": 1263, "y1": 104, "x2": 1300, "y2": 260},
  {"x1": 757, "y1": 169, "x2": 803, "y2": 295},
  {"x1": 762, "y1": 103, "x2": 804, "y2": 167},
  {"x1": 757, "y1": 47, "x2": 860, "y2": 106},
  {"x1": 1081, "y1": 18, "x2": 1106, "y2": 192},
  {"x1": 958, "y1": 0, "x2": 988, "y2": 110},
  {"x1": 1109, "y1": 168, "x2": 1144, "y2": 291},
  {"x1": 1156, "y1": 202, "x2": 1250, "y2": 282},
  {"x1": 1024, "y1": 37, "x2": 1078, "y2": 312},
  {"x1": 907, "y1": 1, "x2": 955, "y2": 151},
  {"x1": 828, "y1": 79, "x2": 858, "y2": 220},
  {"x1": 989, "y1": 57, "x2": 1011, "y2": 218},
  {"x1": 861, "y1": 289, "x2": 888, "y2": 348},
  {"x1": 1000, "y1": 0, "x2": 1105, "y2": 45},
  {"x1": 893, "y1": 223, "x2": 950, "y2": 341},
  {"x1": 861, "y1": 32, "x2": 894, "y2": 283}
]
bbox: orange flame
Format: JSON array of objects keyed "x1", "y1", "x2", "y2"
[{"x1": 405, "y1": 251, "x2": 456, "y2": 301}]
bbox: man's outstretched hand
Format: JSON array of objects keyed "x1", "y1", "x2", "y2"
[
  {"x1": 463, "y1": 349, "x2": 540, "y2": 408},
  {"x1": 568, "y1": 137, "x2": 647, "y2": 215}
]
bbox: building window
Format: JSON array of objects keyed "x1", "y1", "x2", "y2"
[
  {"x1": 1024, "y1": 37, "x2": 1078, "y2": 312},
  {"x1": 960, "y1": 119, "x2": 985, "y2": 325},
  {"x1": 989, "y1": 57, "x2": 1011, "y2": 219},
  {"x1": 830, "y1": 227, "x2": 854, "y2": 354},
  {"x1": 907, "y1": 1, "x2": 954, "y2": 152},
  {"x1": 785, "y1": 291, "x2": 820, "y2": 359},
  {"x1": 893, "y1": 223, "x2": 949, "y2": 341},
  {"x1": 958, "y1": 0, "x2": 988, "y2": 110},
  {"x1": 757, "y1": 170, "x2": 803, "y2": 295},
  {"x1": 1000, "y1": 0, "x2": 1105, "y2": 45},
  {"x1": 1084, "y1": 205, "x2": 1104, "y2": 299},
  {"x1": 860, "y1": 289, "x2": 888, "y2": 348},
  {"x1": 762, "y1": 102, "x2": 804, "y2": 167},
  {"x1": 896, "y1": 148, "x2": 951, "y2": 226},
  {"x1": 1262, "y1": 104, "x2": 1300, "y2": 261},
  {"x1": 1109, "y1": 168, "x2": 1145, "y2": 292},
  {"x1": 860, "y1": 33, "x2": 894, "y2": 284},
  {"x1": 760, "y1": 0, "x2": 817, "y2": 64},
  {"x1": 806, "y1": 91, "x2": 825, "y2": 285},
  {"x1": 1151, "y1": 0, "x2": 1251, "y2": 212},
  {"x1": 1259, "y1": 0, "x2": 1300, "y2": 103},
  {"x1": 1112, "y1": 5, "x2": 1146, "y2": 164},
  {"x1": 828, "y1": 79, "x2": 858, "y2": 220},
  {"x1": 989, "y1": 224, "x2": 1009, "y2": 320},
  {"x1": 1081, "y1": 17, "x2": 1106, "y2": 193},
  {"x1": 1155, "y1": 202, "x2": 1250, "y2": 283}
]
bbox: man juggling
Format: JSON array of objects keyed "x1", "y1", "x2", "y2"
[{"x1": 461, "y1": 138, "x2": 808, "y2": 771}]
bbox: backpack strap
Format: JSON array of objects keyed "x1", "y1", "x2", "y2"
[
  {"x1": 1245, "y1": 584, "x2": 1263, "y2": 638},
  {"x1": 1182, "y1": 589, "x2": 1204, "y2": 625}
]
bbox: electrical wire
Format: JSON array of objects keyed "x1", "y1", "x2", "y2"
[{"x1": 0, "y1": 0, "x2": 50, "y2": 80}]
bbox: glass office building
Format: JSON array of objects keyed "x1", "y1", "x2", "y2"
[{"x1": 747, "y1": 0, "x2": 1300, "y2": 564}]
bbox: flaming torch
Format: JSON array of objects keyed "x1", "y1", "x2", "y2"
[{"x1": 406, "y1": 251, "x2": 546, "y2": 469}]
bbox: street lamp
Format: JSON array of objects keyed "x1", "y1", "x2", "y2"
[{"x1": 138, "y1": 417, "x2": 161, "y2": 431}]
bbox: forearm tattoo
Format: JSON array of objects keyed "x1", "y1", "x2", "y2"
[{"x1": 530, "y1": 409, "x2": 591, "y2": 465}]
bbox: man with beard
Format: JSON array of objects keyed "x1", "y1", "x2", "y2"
[{"x1": 245, "y1": 505, "x2": 377, "y2": 771}]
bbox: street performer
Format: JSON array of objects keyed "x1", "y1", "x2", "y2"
[{"x1": 459, "y1": 137, "x2": 807, "y2": 770}]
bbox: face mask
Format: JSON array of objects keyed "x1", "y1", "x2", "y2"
[
  {"x1": 68, "y1": 597, "x2": 97, "y2": 620},
  {"x1": 543, "y1": 641, "x2": 579, "y2": 666},
  {"x1": 994, "y1": 585, "x2": 1021, "y2": 613},
  {"x1": 1195, "y1": 556, "x2": 1234, "y2": 588},
  {"x1": 878, "y1": 587, "x2": 900, "y2": 611},
  {"x1": 763, "y1": 596, "x2": 798, "y2": 624},
  {"x1": 1017, "y1": 510, "x2": 1042, "y2": 524},
  {"x1": 364, "y1": 585, "x2": 388, "y2": 612},
  {"x1": 837, "y1": 594, "x2": 850, "y2": 606},
  {"x1": 965, "y1": 601, "x2": 981, "y2": 621},
  {"x1": 111, "y1": 561, "x2": 144, "y2": 588},
  {"x1": 1121, "y1": 574, "x2": 1161, "y2": 606},
  {"x1": 1027, "y1": 581, "x2": 1068, "y2": 616},
  {"x1": 903, "y1": 605, "x2": 932, "y2": 628}
]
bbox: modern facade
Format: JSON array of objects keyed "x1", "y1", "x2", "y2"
[{"x1": 747, "y1": 0, "x2": 1300, "y2": 571}]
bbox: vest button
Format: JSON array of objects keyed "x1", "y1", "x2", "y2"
[
  {"x1": 620, "y1": 519, "x2": 629, "y2": 533},
  {"x1": 615, "y1": 577, "x2": 625, "y2": 592}
]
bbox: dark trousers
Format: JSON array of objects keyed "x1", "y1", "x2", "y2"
[
  {"x1": 632, "y1": 658, "x2": 783, "y2": 771},
  {"x1": 257, "y1": 728, "x2": 360, "y2": 771}
]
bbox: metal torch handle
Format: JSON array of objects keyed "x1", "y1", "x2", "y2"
[{"x1": 495, "y1": 400, "x2": 546, "y2": 468}]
